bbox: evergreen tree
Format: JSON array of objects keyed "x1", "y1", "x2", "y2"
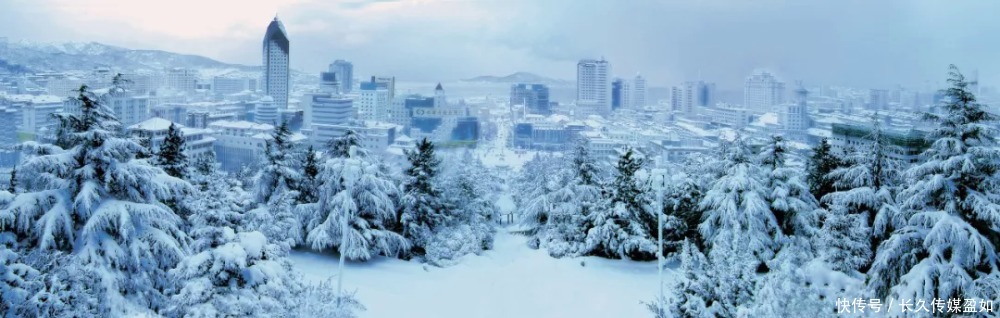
[
  {"x1": 156, "y1": 123, "x2": 188, "y2": 179},
  {"x1": 429, "y1": 152, "x2": 501, "y2": 265},
  {"x1": 805, "y1": 138, "x2": 843, "y2": 203},
  {"x1": 328, "y1": 129, "x2": 367, "y2": 159},
  {"x1": 398, "y1": 138, "x2": 449, "y2": 256},
  {"x1": 869, "y1": 65, "x2": 1000, "y2": 303},
  {"x1": 659, "y1": 172, "x2": 705, "y2": 254},
  {"x1": 300, "y1": 148, "x2": 409, "y2": 261},
  {"x1": 585, "y1": 147, "x2": 656, "y2": 260},
  {"x1": 254, "y1": 120, "x2": 300, "y2": 205},
  {"x1": 0, "y1": 83, "x2": 191, "y2": 315},
  {"x1": 6, "y1": 167, "x2": 15, "y2": 194},
  {"x1": 821, "y1": 116, "x2": 899, "y2": 273},
  {"x1": 698, "y1": 137, "x2": 780, "y2": 264},
  {"x1": 297, "y1": 145, "x2": 321, "y2": 204},
  {"x1": 759, "y1": 135, "x2": 820, "y2": 238},
  {"x1": 520, "y1": 140, "x2": 602, "y2": 257}
]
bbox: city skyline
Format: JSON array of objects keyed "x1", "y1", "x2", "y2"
[{"x1": 2, "y1": 0, "x2": 999, "y2": 88}]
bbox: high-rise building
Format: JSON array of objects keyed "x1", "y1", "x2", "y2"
[
  {"x1": 619, "y1": 79, "x2": 632, "y2": 110},
  {"x1": 329, "y1": 60, "x2": 353, "y2": 93},
  {"x1": 372, "y1": 76, "x2": 396, "y2": 101},
  {"x1": 262, "y1": 17, "x2": 290, "y2": 110},
  {"x1": 632, "y1": 74, "x2": 647, "y2": 109},
  {"x1": 744, "y1": 71, "x2": 785, "y2": 113},
  {"x1": 675, "y1": 81, "x2": 716, "y2": 114},
  {"x1": 576, "y1": 58, "x2": 612, "y2": 114},
  {"x1": 611, "y1": 79, "x2": 623, "y2": 110},
  {"x1": 510, "y1": 83, "x2": 551, "y2": 115},
  {"x1": 359, "y1": 80, "x2": 390, "y2": 120}
]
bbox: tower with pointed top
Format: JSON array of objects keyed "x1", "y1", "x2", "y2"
[
  {"x1": 434, "y1": 83, "x2": 446, "y2": 107},
  {"x1": 263, "y1": 16, "x2": 290, "y2": 110}
]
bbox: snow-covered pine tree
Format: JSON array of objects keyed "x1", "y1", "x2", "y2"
[
  {"x1": 661, "y1": 239, "x2": 715, "y2": 317},
  {"x1": 156, "y1": 123, "x2": 188, "y2": 179},
  {"x1": 759, "y1": 135, "x2": 820, "y2": 238},
  {"x1": 0, "y1": 81, "x2": 191, "y2": 315},
  {"x1": 428, "y1": 152, "x2": 501, "y2": 265},
  {"x1": 699, "y1": 136, "x2": 780, "y2": 264},
  {"x1": 805, "y1": 138, "x2": 843, "y2": 204},
  {"x1": 328, "y1": 129, "x2": 368, "y2": 159},
  {"x1": 248, "y1": 120, "x2": 303, "y2": 246},
  {"x1": 687, "y1": 136, "x2": 778, "y2": 315},
  {"x1": 820, "y1": 116, "x2": 898, "y2": 273},
  {"x1": 399, "y1": 138, "x2": 450, "y2": 256},
  {"x1": 254, "y1": 120, "x2": 301, "y2": 205},
  {"x1": 6, "y1": 168, "x2": 16, "y2": 194},
  {"x1": 169, "y1": 228, "x2": 303, "y2": 317},
  {"x1": 741, "y1": 236, "x2": 831, "y2": 317},
  {"x1": 300, "y1": 145, "x2": 409, "y2": 261},
  {"x1": 869, "y1": 65, "x2": 1000, "y2": 303},
  {"x1": 298, "y1": 145, "x2": 321, "y2": 204},
  {"x1": 659, "y1": 171, "x2": 705, "y2": 255},
  {"x1": 1, "y1": 191, "x2": 40, "y2": 317},
  {"x1": 246, "y1": 191, "x2": 302, "y2": 248},
  {"x1": 520, "y1": 140, "x2": 602, "y2": 257},
  {"x1": 585, "y1": 147, "x2": 656, "y2": 260}
]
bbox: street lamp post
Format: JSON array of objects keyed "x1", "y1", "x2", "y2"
[{"x1": 656, "y1": 170, "x2": 665, "y2": 309}]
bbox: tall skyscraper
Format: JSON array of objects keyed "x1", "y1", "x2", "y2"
[
  {"x1": 576, "y1": 58, "x2": 612, "y2": 114},
  {"x1": 744, "y1": 71, "x2": 785, "y2": 113},
  {"x1": 329, "y1": 60, "x2": 353, "y2": 93},
  {"x1": 632, "y1": 74, "x2": 647, "y2": 108},
  {"x1": 263, "y1": 17, "x2": 290, "y2": 110}
]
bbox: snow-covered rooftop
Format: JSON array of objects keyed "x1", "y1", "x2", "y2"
[{"x1": 128, "y1": 117, "x2": 181, "y2": 131}]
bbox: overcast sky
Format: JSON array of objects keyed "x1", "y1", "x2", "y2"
[{"x1": 1, "y1": 0, "x2": 998, "y2": 89}]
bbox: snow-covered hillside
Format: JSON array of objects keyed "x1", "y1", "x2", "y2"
[{"x1": 0, "y1": 40, "x2": 255, "y2": 73}]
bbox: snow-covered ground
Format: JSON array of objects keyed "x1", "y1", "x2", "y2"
[{"x1": 290, "y1": 229, "x2": 671, "y2": 318}]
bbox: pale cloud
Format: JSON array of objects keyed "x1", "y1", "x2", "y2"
[{"x1": 1, "y1": 0, "x2": 999, "y2": 87}]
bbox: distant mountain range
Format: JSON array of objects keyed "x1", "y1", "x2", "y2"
[
  {"x1": 462, "y1": 72, "x2": 572, "y2": 85},
  {"x1": 0, "y1": 40, "x2": 256, "y2": 74}
]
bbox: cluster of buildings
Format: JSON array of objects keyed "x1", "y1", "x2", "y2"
[
  {"x1": 0, "y1": 16, "x2": 485, "y2": 172},
  {"x1": 501, "y1": 57, "x2": 955, "y2": 169}
]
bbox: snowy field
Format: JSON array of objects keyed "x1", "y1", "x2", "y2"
[{"x1": 291, "y1": 229, "x2": 672, "y2": 318}]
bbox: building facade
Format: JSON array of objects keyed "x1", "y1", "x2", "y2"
[
  {"x1": 510, "y1": 83, "x2": 550, "y2": 115},
  {"x1": 329, "y1": 60, "x2": 353, "y2": 93},
  {"x1": 576, "y1": 58, "x2": 612, "y2": 115},
  {"x1": 744, "y1": 71, "x2": 785, "y2": 113},
  {"x1": 263, "y1": 17, "x2": 290, "y2": 110}
]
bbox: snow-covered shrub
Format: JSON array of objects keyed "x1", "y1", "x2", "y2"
[
  {"x1": 296, "y1": 279, "x2": 366, "y2": 318},
  {"x1": 425, "y1": 224, "x2": 488, "y2": 267},
  {"x1": 169, "y1": 229, "x2": 302, "y2": 317}
]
